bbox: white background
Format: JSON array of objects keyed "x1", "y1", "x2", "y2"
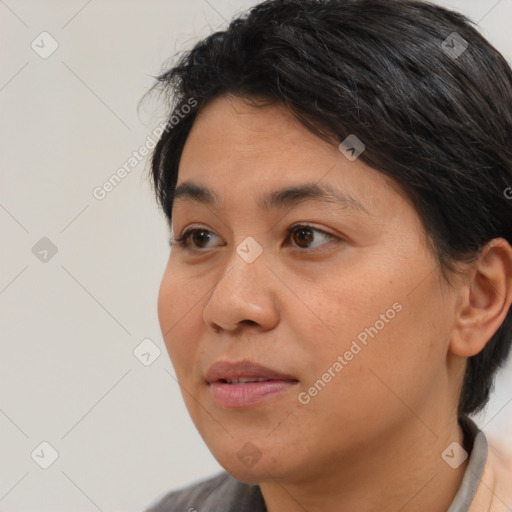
[{"x1": 1, "y1": 0, "x2": 511, "y2": 510}]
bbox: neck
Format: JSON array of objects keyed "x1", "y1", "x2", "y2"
[{"x1": 259, "y1": 416, "x2": 469, "y2": 512}]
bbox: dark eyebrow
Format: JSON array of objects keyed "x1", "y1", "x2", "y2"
[{"x1": 172, "y1": 180, "x2": 370, "y2": 215}]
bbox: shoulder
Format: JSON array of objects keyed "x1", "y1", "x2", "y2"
[
  {"x1": 144, "y1": 471, "x2": 266, "y2": 512},
  {"x1": 486, "y1": 435, "x2": 512, "y2": 508},
  {"x1": 469, "y1": 433, "x2": 512, "y2": 512}
]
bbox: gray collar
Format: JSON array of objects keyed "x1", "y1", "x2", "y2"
[{"x1": 446, "y1": 427, "x2": 488, "y2": 512}]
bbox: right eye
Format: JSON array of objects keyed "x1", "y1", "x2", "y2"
[{"x1": 170, "y1": 227, "x2": 222, "y2": 250}]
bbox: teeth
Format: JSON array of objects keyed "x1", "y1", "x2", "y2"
[{"x1": 227, "y1": 377, "x2": 269, "y2": 384}]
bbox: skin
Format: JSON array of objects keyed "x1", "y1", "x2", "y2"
[{"x1": 157, "y1": 94, "x2": 512, "y2": 512}]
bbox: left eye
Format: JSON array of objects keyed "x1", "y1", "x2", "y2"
[
  {"x1": 170, "y1": 224, "x2": 337, "y2": 250},
  {"x1": 286, "y1": 224, "x2": 336, "y2": 249}
]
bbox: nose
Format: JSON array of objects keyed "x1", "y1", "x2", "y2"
[{"x1": 201, "y1": 249, "x2": 280, "y2": 334}]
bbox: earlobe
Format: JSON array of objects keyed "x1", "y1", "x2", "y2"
[{"x1": 450, "y1": 238, "x2": 512, "y2": 358}]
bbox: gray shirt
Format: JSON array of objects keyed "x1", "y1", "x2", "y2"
[{"x1": 145, "y1": 421, "x2": 488, "y2": 512}]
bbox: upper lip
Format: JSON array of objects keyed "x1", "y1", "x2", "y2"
[{"x1": 205, "y1": 360, "x2": 298, "y2": 384}]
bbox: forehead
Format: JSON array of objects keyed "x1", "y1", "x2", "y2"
[
  {"x1": 180, "y1": 95, "x2": 334, "y2": 172},
  {"x1": 175, "y1": 95, "x2": 408, "y2": 218}
]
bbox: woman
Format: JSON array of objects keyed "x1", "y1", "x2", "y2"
[{"x1": 145, "y1": 0, "x2": 512, "y2": 510}]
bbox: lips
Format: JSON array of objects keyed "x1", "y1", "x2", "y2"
[
  {"x1": 205, "y1": 360, "x2": 298, "y2": 384},
  {"x1": 205, "y1": 360, "x2": 299, "y2": 408}
]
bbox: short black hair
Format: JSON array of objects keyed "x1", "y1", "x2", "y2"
[{"x1": 148, "y1": 0, "x2": 512, "y2": 418}]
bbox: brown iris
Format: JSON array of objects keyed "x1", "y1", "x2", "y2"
[{"x1": 292, "y1": 226, "x2": 314, "y2": 248}]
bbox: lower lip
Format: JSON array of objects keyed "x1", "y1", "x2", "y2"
[{"x1": 209, "y1": 380, "x2": 298, "y2": 408}]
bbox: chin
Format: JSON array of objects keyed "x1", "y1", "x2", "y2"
[
  {"x1": 210, "y1": 441, "x2": 293, "y2": 484},
  {"x1": 226, "y1": 466, "x2": 267, "y2": 484}
]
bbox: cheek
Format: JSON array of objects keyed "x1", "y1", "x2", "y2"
[
  {"x1": 157, "y1": 269, "x2": 178, "y2": 340},
  {"x1": 290, "y1": 256, "x2": 452, "y2": 413},
  {"x1": 285, "y1": 264, "x2": 398, "y2": 360},
  {"x1": 157, "y1": 266, "x2": 203, "y2": 371},
  {"x1": 334, "y1": 280, "x2": 454, "y2": 422},
  {"x1": 292, "y1": 306, "x2": 443, "y2": 454}
]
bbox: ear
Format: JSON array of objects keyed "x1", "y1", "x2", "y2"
[{"x1": 450, "y1": 238, "x2": 512, "y2": 357}]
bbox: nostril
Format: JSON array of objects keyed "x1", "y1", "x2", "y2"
[{"x1": 241, "y1": 320, "x2": 258, "y2": 327}]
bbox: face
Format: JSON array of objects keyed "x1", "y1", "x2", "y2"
[{"x1": 158, "y1": 95, "x2": 461, "y2": 484}]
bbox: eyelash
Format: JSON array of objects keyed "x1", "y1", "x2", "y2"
[{"x1": 169, "y1": 224, "x2": 338, "y2": 251}]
